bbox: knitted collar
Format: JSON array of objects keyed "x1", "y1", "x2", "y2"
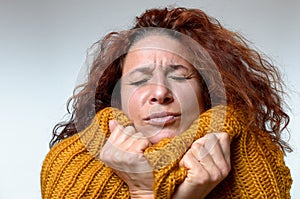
[{"x1": 41, "y1": 105, "x2": 292, "y2": 198}]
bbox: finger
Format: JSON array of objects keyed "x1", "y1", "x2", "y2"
[
  {"x1": 179, "y1": 150, "x2": 206, "y2": 182},
  {"x1": 122, "y1": 132, "x2": 151, "y2": 152},
  {"x1": 179, "y1": 150, "x2": 199, "y2": 168},
  {"x1": 117, "y1": 125, "x2": 151, "y2": 151},
  {"x1": 180, "y1": 148, "x2": 210, "y2": 172},
  {"x1": 109, "y1": 120, "x2": 118, "y2": 132},
  {"x1": 203, "y1": 134, "x2": 224, "y2": 161},
  {"x1": 217, "y1": 133, "x2": 231, "y2": 167},
  {"x1": 190, "y1": 136, "x2": 222, "y2": 174},
  {"x1": 190, "y1": 136, "x2": 207, "y2": 160},
  {"x1": 108, "y1": 122, "x2": 136, "y2": 144},
  {"x1": 109, "y1": 122, "x2": 150, "y2": 153},
  {"x1": 196, "y1": 145, "x2": 224, "y2": 182},
  {"x1": 202, "y1": 133, "x2": 231, "y2": 176},
  {"x1": 179, "y1": 149, "x2": 216, "y2": 185},
  {"x1": 108, "y1": 120, "x2": 123, "y2": 142},
  {"x1": 191, "y1": 142, "x2": 216, "y2": 170}
]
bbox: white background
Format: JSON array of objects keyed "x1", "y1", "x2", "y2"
[{"x1": 0, "y1": 0, "x2": 299, "y2": 198}]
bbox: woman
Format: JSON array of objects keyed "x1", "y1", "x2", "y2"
[{"x1": 41, "y1": 7, "x2": 292, "y2": 198}]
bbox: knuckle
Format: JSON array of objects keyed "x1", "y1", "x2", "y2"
[
  {"x1": 195, "y1": 136, "x2": 205, "y2": 144},
  {"x1": 99, "y1": 149, "x2": 110, "y2": 163},
  {"x1": 132, "y1": 132, "x2": 143, "y2": 139},
  {"x1": 220, "y1": 133, "x2": 230, "y2": 142},
  {"x1": 191, "y1": 141, "x2": 202, "y2": 151},
  {"x1": 198, "y1": 170, "x2": 211, "y2": 184},
  {"x1": 124, "y1": 126, "x2": 136, "y2": 135},
  {"x1": 220, "y1": 163, "x2": 231, "y2": 177},
  {"x1": 210, "y1": 169, "x2": 222, "y2": 182},
  {"x1": 179, "y1": 152, "x2": 188, "y2": 163},
  {"x1": 190, "y1": 143, "x2": 198, "y2": 151}
]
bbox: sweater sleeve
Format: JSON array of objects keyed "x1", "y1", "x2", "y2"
[
  {"x1": 40, "y1": 110, "x2": 130, "y2": 199},
  {"x1": 206, "y1": 128, "x2": 292, "y2": 199}
]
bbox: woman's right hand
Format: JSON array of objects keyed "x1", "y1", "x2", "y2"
[{"x1": 99, "y1": 120, "x2": 154, "y2": 199}]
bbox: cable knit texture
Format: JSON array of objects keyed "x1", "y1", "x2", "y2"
[{"x1": 41, "y1": 105, "x2": 292, "y2": 198}]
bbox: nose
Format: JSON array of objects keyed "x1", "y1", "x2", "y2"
[{"x1": 149, "y1": 83, "x2": 174, "y2": 105}]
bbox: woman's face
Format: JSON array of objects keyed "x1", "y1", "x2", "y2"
[{"x1": 120, "y1": 34, "x2": 204, "y2": 144}]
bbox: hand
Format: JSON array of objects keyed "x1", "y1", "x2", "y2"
[
  {"x1": 99, "y1": 120, "x2": 154, "y2": 198},
  {"x1": 173, "y1": 133, "x2": 231, "y2": 199}
]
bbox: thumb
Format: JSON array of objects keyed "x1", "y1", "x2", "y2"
[{"x1": 109, "y1": 120, "x2": 118, "y2": 132}]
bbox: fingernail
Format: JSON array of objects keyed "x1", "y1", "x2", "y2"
[{"x1": 109, "y1": 120, "x2": 118, "y2": 131}]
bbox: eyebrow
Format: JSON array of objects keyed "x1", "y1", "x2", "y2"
[
  {"x1": 127, "y1": 64, "x2": 191, "y2": 77},
  {"x1": 128, "y1": 65, "x2": 154, "y2": 76},
  {"x1": 165, "y1": 64, "x2": 189, "y2": 73}
]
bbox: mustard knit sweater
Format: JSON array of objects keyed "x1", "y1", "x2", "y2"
[{"x1": 41, "y1": 105, "x2": 292, "y2": 198}]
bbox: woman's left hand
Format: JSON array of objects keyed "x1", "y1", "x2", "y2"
[{"x1": 173, "y1": 133, "x2": 231, "y2": 199}]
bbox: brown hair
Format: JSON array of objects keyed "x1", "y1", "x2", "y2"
[{"x1": 50, "y1": 7, "x2": 291, "y2": 152}]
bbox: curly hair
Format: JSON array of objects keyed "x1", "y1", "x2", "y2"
[{"x1": 50, "y1": 7, "x2": 291, "y2": 153}]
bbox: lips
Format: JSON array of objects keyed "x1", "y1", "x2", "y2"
[{"x1": 143, "y1": 112, "x2": 180, "y2": 126}]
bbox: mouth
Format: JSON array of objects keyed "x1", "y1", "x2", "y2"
[{"x1": 143, "y1": 112, "x2": 180, "y2": 126}]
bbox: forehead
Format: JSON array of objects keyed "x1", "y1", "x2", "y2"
[
  {"x1": 130, "y1": 34, "x2": 184, "y2": 51},
  {"x1": 123, "y1": 35, "x2": 192, "y2": 73}
]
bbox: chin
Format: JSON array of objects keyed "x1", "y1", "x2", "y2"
[{"x1": 147, "y1": 129, "x2": 178, "y2": 144}]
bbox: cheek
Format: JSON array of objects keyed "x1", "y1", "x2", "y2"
[
  {"x1": 174, "y1": 83, "x2": 203, "y2": 109},
  {"x1": 177, "y1": 91, "x2": 200, "y2": 115},
  {"x1": 121, "y1": 87, "x2": 144, "y2": 118}
]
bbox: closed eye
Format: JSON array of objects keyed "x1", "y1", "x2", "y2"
[
  {"x1": 128, "y1": 79, "x2": 149, "y2": 86},
  {"x1": 169, "y1": 76, "x2": 189, "y2": 80},
  {"x1": 168, "y1": 73, "x2": 194, "y2": 81}
]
